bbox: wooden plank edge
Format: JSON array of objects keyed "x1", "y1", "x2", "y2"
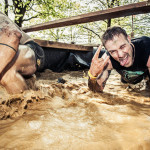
[{"x1": 34, "y1": 39, "x2": 94, "y2": 51}]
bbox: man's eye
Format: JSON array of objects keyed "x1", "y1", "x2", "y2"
[
  {"x1": 121, "y1": 45, "x2": 126, "y2": 49},
  {"x1": 110, "y1": 51, "x2": 115, "y2": 54}
]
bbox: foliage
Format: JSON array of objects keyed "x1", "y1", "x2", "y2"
[
  {"x1": 71, "y1": 0, "x2": 150, "y2": 44},
  {"x1": 0, "y1": 0, "x2": 76, "y2": 27},
  {"x1": 0, "y1": 0, "x2": 149, "y2": 44}
]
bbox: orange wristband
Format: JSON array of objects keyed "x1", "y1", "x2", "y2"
[{"x1": 88, "y1": 71, "x2": 97, "y2": 79}]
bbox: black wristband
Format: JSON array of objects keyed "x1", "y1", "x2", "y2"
[{"x1": 0, "y1": 43, "x2": 17, "y2": 52}]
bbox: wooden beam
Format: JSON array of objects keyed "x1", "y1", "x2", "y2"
[
  {"x1": 34, "y1": 39, "x2": 93, "y2": 51},
  {"x1": 23, "y1": 1, "x2": 150, "y2": 33}
]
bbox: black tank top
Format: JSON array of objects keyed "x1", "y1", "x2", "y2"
[{"x1": 109, "y1": 36, "x2": 150, "y2": 84}]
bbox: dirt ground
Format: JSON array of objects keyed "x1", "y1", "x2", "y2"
[{"x1": 0, "y1": 69, "x2": 150, "y2": 150}]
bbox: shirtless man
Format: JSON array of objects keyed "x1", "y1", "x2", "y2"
[
  {"x1": 0, "y1": 11, "x2": 94, "y2": 94},
  {"x1": 0, "y1": 11, "x2": 39, "y2": 94},
  {"x1": 88, "y1": 26, "x2": 150, "y2": 92}
]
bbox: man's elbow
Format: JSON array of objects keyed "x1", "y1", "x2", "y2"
[
  {"x1": 11, "y1": 29, "x2": 22, "y2": 41},
  {"x1": 2, "y1": 26, "x2": 22, "y2": 43}
]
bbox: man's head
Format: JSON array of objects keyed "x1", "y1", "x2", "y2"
[{"x1": 101, "y1": 26, "x2": 134, "y2": 67}]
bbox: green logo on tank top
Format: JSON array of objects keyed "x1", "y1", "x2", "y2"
[{"x1": 123, "y1": 70, "x2": 144, "y2": 80}]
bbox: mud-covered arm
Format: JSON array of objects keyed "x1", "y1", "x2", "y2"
[
  {"x1": 88, "y1": 69, "x2": 111, "y2": 92},
  {"x1": 0, "y1": 12, "x2": 22, "y2": 75},
  {"x1": 88, "y1": 45, "x2": 112, "y2": 92}
]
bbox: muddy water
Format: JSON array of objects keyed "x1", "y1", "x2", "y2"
[{"x1": 0, "y1": 70, "x2": 150, "y2": 150}]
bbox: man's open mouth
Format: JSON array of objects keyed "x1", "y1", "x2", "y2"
[{"x1": 119, "y1": 55, "x2": 128, "y2": 66}]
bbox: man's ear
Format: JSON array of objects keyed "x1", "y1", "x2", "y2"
[{"x1": 127, "y1": 35, "x2": 131, "y2": 43}]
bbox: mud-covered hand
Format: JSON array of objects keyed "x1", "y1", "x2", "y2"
[{"x1": 89, "y1": 45, "x2": 110, "y2": 78}]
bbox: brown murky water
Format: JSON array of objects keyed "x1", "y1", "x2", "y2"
[{"x1": 0, "y1": 70, "x2": 150, "y2": 150}]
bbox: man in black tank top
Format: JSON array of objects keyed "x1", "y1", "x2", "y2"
[
  {"x1": 0, "y1": 11, "x2": 149, "y2": 94},
  {"x1": 88, "y1": 26, "x2": 150, "y2": 92}
]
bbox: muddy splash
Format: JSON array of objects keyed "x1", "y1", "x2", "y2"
[{"x1": 0, "y1": 69, "x2": 150, "y2": 150}]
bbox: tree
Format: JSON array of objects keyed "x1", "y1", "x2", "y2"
[
  {"x1": 0, "y1": 0, "x2": 148, "y2": 44},
  {"x1": 74, "y1": 0, "x2": 149, "y2": 44},
  {"x1": 1, "y1": 0, "x2": 76, "y2": 27}
]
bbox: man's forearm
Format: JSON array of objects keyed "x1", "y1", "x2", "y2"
[
  {"x1": 88, "y1": 78, "x2": 103, "y2": 92},
  {"x1": 88, "y1": 70, "x2": 111, "y2": 92}
]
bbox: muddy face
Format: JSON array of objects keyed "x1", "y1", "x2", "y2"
[
  {"x1": 0, "y1": 70, "x2": 150, "y2": 150},
  {"x1": 105, "y1": 34, "x2": 134, "y2": 67}
]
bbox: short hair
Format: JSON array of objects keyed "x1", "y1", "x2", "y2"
[{"x1": 101, "y1": 26, "x2": 128, "y2": 47}]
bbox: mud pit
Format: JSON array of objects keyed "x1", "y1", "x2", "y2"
[{"x1": 0, "y1": 69, "x2": 150, "y2": 150}]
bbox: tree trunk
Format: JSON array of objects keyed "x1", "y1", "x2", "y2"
[
  {"x1": 4, "y1": 0, "x2": 8, "y2": 16},
  {"x1": 13, "y1": 0, "x2": 31, "y2": 27},
  {"x1": 107, "y1": 19, "x2": 111, "y2": 28},
  {"x1": 106, "y1": 0, "x2": 118, "y2": 28}
]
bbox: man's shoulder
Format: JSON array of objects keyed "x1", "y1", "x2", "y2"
[{"x1": 131, "y1": 36, "x2": 150, "y2": 43}]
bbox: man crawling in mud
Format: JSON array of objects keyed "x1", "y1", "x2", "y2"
[
  {"x1": 88, "y1": 26, "x2": 150, "y2": 92},
  {"x1": 0, "y1": 11, "x2": 38, "y2": 94},
  {"x1": 1, "y1": 11, "x2": 149, "y2": 94}
]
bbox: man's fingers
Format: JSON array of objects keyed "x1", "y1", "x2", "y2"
[
  {"x1": 102, "y1": 55, "x2": 110, "y2": 66},
  {"x1": 93, "y1": 45, "x2": 102, "y2": 60},
  {"x1": 102, "y1": 52, "x2": 107, "y2": 59},
  {"x1": 98, "y1": 52, "x2": 108, "y2": 63}
]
